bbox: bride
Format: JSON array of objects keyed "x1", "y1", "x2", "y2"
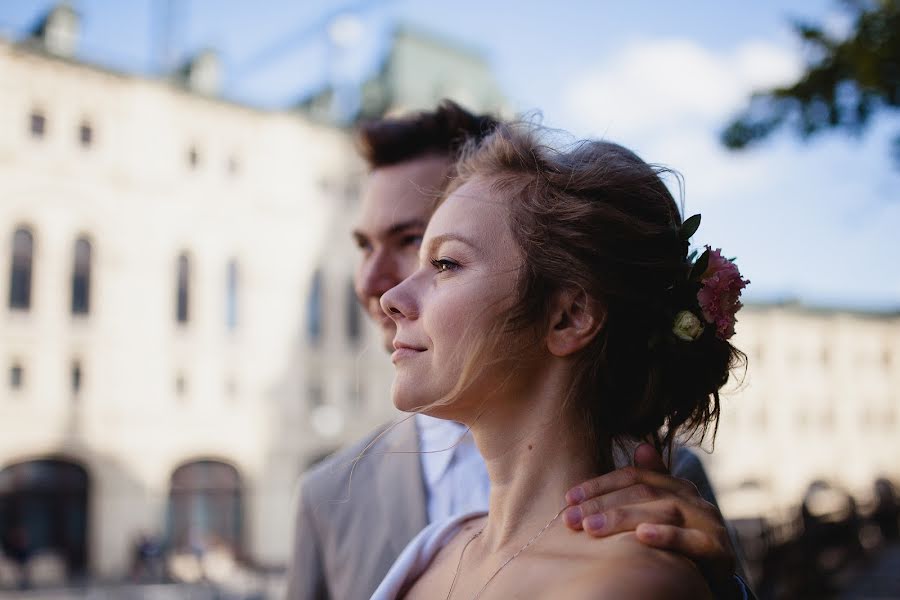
[{"x1": 371, "y1": 122, "x2": 748, "y2": 599}]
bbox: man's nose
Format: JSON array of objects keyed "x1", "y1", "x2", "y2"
[{"x1": 358, "y1": 249, "x2": 400, "y2": 299}]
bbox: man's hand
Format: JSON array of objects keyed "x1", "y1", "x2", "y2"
[{"x1": 564, "y1": 443, "x2": 736, "y2": 591}]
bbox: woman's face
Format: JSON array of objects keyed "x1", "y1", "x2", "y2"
[{"x1": 380, "y1": 178, "x2": 524, "y2": 418}]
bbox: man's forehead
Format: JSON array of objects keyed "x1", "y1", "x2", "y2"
[{"x1": 355, "y1": 158, "x2": 450, "y2": 236}]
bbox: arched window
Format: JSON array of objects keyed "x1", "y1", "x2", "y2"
[
  {"x1": 307, "y1": 270, "x2": 323, "y2": 345},
  {"x1": 9, "y1": 228, "x2": 34, "y2": 310},
  {"x1": 71, "y1": 237, "x2": 91, "y2": 315},
  {"x1": 167, "y1": 460, "x2": 242, "y2": 555},
  {"x1": 29, "y1": 111, "x2": 46, "y2": 138},
  {"x1": 0, "y1": 459, "x2": 90, "y2": 576},
  {"x1": 225, "y1": 260, "x2": 238, "y2": 331},
  {"x1": 346, "y1": 278, "x2": 361, "y2": 344},
  {"x1": 176, "y1": 253, "x2": 190, "y2": 324},
  {"x1": 187, "y1": 146, "x2": 199, "y2": 169},
  {"x1": 78, "y1": 120, "x2": 92, "y2": 148},
  {"x1": 9, "y1": 362, "x2": 23, "y2": 390}
]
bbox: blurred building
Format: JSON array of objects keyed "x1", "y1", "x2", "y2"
[
  {"x1": 709, "y1": 303, "x2": 900, "y2": 521},
  {"x1": 298, "y1": 25, "x2": 508, "y2": 125},
  {"x1": 0, "y1": 2, "x2": 507, "y2": 585}
]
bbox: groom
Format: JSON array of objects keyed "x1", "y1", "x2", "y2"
[{"x1": 287, "y1": 101, "x2": 753, "y2": 600}]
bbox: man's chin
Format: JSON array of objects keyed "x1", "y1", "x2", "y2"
[{"x1": 380, "y1": 324, "x2": 397, "y2": 354}]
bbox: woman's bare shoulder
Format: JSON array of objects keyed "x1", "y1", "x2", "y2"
[{"x1": 555, "y1": 532, "x2": 712, "y2": 600}]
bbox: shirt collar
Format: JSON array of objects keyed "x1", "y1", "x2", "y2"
[{"x1": 415, "y1": 414, "x2": 474, "y2": 487}]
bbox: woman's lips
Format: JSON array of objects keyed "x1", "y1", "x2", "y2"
[
  {"x1": 391, "y1": 347, "x2": 424, "y2": 362},
  {"x1": 391, "y1": 341, "x2": 426, "y2": 363}
]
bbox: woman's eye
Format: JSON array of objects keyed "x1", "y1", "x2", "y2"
[{"x1": 430, "y1": 258, "x2": 459, "y2": 273}]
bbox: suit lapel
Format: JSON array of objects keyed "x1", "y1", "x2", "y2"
[{"x1": 376, "y1": 415, "x2": 429, "y2": 558}]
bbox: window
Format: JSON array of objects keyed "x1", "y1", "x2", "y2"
[
  {"x1": 9, "y1": 228, "x2": 34, "y2": 310},
  {"x1": 226, "y1": 260, "x2": 238, "y2": 331},
  {"x1": 10, "y1": 363, "x2": 23, "y2": 389},
  {"x1": 0, "y1": 460, "x2": 90, "y2": 576},
  {"x1": 176, "y1": 253, "x2": 190, "y2": 324},
  {"x1": 346, "y1": 278, "x2": 361, "y2": 344},
  {"x1": 71, "y1": 360, "x2": 82, "y2": 394},
  {"x1": 188, "y1": 146, "x2": 199, "y2": 169},
  {"x1": 307, "y1": 270, "x2": 324, "y2": 345},
  {"x1": 227, "y1": 156, "x2": 239, "y2": 175},
  {"x1": 29, "y1": 111, "x2": 46, "y2": 138},
  {"x1": 168, "y1": 461, "x2": 242, "y2": 555},
  {"x1": 71, "y1": 237, "x2": 91, "y2": 315},
  {"x1": 78, "y1": 121, "x2": 92, "y2": 147},
  {"x1": 176, "y1": 373, "x2": 187, "y2": 398}
]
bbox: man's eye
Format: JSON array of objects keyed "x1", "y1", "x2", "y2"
[
  {"x1": 430, "y1": 258, "x2": 459, "y2": 273},
  {"x1": 354, "y1": 238, "x2": 372, "y2": 252},
  {"x1": 401, "y1": 234, "x2": 423, "y2": 248}
]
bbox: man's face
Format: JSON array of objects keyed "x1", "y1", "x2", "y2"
[{"x1": 352, "y1": 154, "x2": 452, "y2": 351}]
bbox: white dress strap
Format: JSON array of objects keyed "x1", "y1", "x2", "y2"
[{"x1": 370, "y1": 510, "x2": 487, "y2": 600}]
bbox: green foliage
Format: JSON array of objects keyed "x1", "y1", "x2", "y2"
[
  {"x1": 722, "y1": 0, "x2": 900, "y2": 166},
  {"x1": 680, "y1": 214, "x2": 702, "y2": 241},
  {"x1": 689, "y1": 248, "x2": 711, "y2": 282}
]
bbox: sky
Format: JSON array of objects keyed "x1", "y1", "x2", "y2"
[{"x1": 2, "y1": 0, "x2": 898, "y2": 310}]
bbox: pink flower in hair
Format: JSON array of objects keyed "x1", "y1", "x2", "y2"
[{"x1": 696, "y1": 247, "x2": 749, "y2": 340}]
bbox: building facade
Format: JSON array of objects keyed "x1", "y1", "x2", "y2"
[
  {"x1": 0, "y1": 9, "x2": 393, "y2": 580},
  {"x1": 0, "y1": 5, "x2": 511, "y2": 583},
  {"x1": 705, "y1": 303, "x2": 900, "y2": 520}
]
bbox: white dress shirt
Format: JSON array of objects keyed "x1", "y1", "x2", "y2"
[{"x1": 415, "y1": 414, "x2": 490, "y2": 524}]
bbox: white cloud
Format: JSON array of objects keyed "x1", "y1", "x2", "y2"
[
  {"x1": 555, "y1": 38, "x2": 900, "y2": 308},
  {"x1": 562, "y1": 38, "x2": 801, "y2": 140}
]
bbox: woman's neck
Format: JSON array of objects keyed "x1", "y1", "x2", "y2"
[{"x1": 465, "y1": 364, "x2": 606, "y2": 551}]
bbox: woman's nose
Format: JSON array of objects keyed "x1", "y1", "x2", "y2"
[{"x1": 380, "y1": 275, "x2": 419, "y2": 322}]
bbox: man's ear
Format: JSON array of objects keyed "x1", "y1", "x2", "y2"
[{"x1": 546, "y1": 288, "x2": 605, "y2": 357}]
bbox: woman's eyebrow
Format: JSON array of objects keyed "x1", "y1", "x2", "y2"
[{"x1": 424, "y1": 233, "x2": 480, "y2": 256}]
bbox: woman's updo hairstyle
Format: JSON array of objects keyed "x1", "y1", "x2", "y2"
[{"x1": 450, "y1": 122, "x2": 745, "y2": 467}]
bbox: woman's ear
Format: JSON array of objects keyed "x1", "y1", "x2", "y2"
[{"x1": 546, "y1": 288, "x2": 606, "y2": 357}]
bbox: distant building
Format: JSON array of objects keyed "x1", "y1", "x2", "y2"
[
  {"x1": 706, "y1": 303, "x2": 900, "y2": 521},
  {"x1": 0, "y1": 3, "x2": 510, "y2": 584},
  {"x1": 0, "y1": 4, "x2": 380, "y2": 582},
  {"x1": 298, "y1": 25, "x2": 508, "y2": 125}
]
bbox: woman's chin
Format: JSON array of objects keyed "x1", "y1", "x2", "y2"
[
  {"x1": 391, "y1": 392, "x2": 431, "y2": 414},
  {"x1": 391, "y1": 388, "x2": 451, "y2": 418}
]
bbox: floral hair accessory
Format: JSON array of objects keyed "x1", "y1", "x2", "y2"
[
  {"x1": 696, "y1": 247, "x2": 749, "y2": 339},
  {"x1": 672, "y1": 310, "x2": 705, "y2": 341},
  {"x1": 674, "y1": 215, "x2": 750, "y2": 342}
]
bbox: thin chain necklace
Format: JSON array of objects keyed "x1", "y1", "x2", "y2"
[{"x1": 444, "y1": 505, "x2": 567, "y2": 600}]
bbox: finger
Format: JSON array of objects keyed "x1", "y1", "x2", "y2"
[
  {"x1": 635, "y1": 523, "x2": 721, "y2": 561},
  {"x1": 580, "y1": 501, "x2": 684, "y2": 537},
  {"x1": 566, "y1": 482, "x2": 671, "y2": 530},
  {"x1": 566, "y1": 466, "x2": 692, "y2": 506},
  {"x1": 633, "y1": 443, "x2": 668, "y2": 474}
]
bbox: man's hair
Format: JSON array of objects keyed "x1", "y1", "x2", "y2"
[{"x1": 356, "y1": 100, "x2": 500, "y2": 169}]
